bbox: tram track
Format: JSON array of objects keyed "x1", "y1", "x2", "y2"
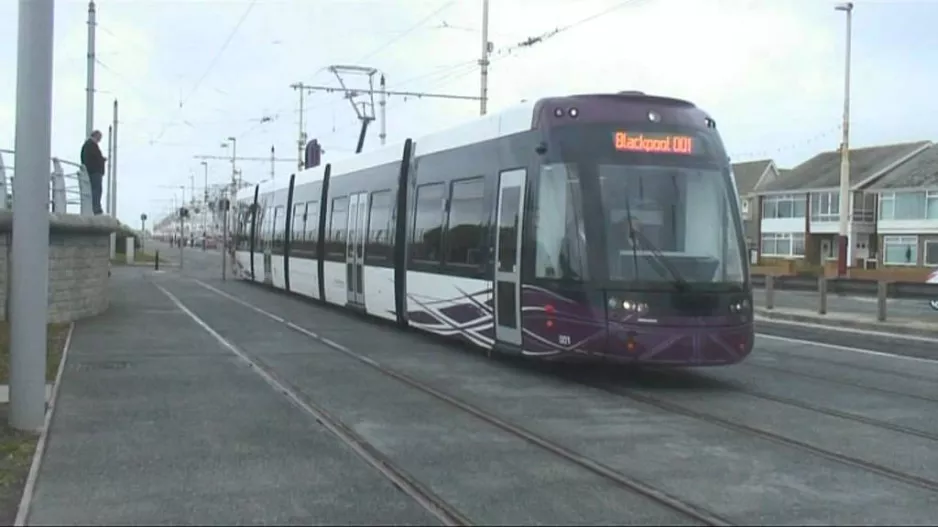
[
  {"x1": 186, "y1": 279, "x2": 732, "y2": 527},
  {"x1": 569, "y1": 375, "x2": 938, "y2": 494},
  {"x1": 743, "y1": 361, "x2": 938, "y2": 404},
  {"x1": 575, "y1": 366, "x2": 938, "y2": 442}
]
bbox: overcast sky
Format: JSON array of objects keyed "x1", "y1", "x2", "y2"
[{"x1": 1, "y1": 0, "x2": 936, "y2": 226}]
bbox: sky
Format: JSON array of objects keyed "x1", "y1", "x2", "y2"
[{"x1": 1, "y1": 0, "x2": 937, "y2": 227}]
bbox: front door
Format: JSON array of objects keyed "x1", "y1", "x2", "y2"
[
  {"x1": 346, "y1": 192, "x2": 368, "y2": 306},
  {"x1": 494, "y1": 169, "x2": 526, "y2": 347}
]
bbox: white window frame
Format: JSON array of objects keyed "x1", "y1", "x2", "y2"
[
  {"x1": 760, "y1": 232, "x2": 805, "y2": 258},
  {"x1": 883, "y1": 235, "x2": 918, "y2": 266},
  {"x1": 809, "y1": 191, "x2": 839, "y2": 222},
  {"x1": 761, "y1": 194, "x2": 806, "y2": 219},
  {"x1": 924, "y1": 240, "x2": 938, "y2": 266},
  {"x1": 927, "y1": 190, "x2": 938, "y2": 220}
]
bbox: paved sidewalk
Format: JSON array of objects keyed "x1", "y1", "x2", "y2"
[{"x1": 24, "y1": 267, "x2": 435, "y2": 526}]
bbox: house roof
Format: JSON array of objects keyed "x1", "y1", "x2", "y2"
[
  {"x1": 866, "y1": 143, "x2": 938, "y2": 191},
  {"x1": 731, "y1": 159, "x2": 772, "y2": 195},
  {"x1": 757, "y1": 140, "x2": 932, "y2": 193}
]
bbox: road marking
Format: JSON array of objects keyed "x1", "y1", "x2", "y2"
[
  {"x1": 755, "y1": 313, "x2": 938, "y2": 344},
  {"x1": 15, "y1": 322, "x2": 76, "y2": 527},
  {"x1": 755, "y1": 333, "x2": 937, "y2": 364}
]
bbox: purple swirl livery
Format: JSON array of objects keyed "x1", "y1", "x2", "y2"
[{"x1": 402, "y1": 285, "x2": 753, "y2": 366}]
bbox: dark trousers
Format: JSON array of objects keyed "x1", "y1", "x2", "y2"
[{"x1": 89, "y1": 172, "x2": 103, "y2": 215}]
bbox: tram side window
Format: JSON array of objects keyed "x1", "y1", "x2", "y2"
[
  {"x1": 236, "y1": 209, "x2": 251, "y2": 250},
  {"x1": 292, "y1": 203, "x2": 304, "y2": 240},
  {"x1": 273, "y1": 205, "x2": 285, "y2": 250},
  {"x1": 366, "y1": 190, "x2": 393, "y2": 263},
  {"x1": 326, "y1": 197, "x2": 349, "y2": 258},
  {"x1": 534, "y1": 164, "x2": 589, "y2": 280},
  {"x1": 305, "y1": 201, "x2": 319, "y2": 243},
  {"x1": 411, "y1": 183, "x2": 446, "y2": 263},
  {"x1": 445, "y1": 177, "x2": 485, "y2": 266}
]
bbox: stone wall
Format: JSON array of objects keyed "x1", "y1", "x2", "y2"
[{"x1": 0, "y1": 211, "x2": 119, "y2": 323}]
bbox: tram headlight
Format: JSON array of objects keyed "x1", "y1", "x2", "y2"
[
  {"x1": 729, "y1": 298, "x2": 751, "y2": 313},
  {"x1": 609, "y1": 297, "x2": 648, "y2": 313}
]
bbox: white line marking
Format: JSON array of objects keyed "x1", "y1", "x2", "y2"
[
  {"x1": 755, "y1": 333, "x2": 938, "y2": 364},
  {"x1": 153, "y1": 283, "x2": 462, "y2": 526},
  {"x1": 15, "y1": 322, "x2": 75, "y2": 527},
  {"x1": 755, "y1": 313, "x2": 938, "y2": 344}
]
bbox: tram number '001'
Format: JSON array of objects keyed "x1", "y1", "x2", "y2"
[{"x1": 558, "y1": 335, "x2": 572, "y2": 346}]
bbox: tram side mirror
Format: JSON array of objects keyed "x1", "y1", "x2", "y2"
[{"x1": 535, "y1": 142, "x2": 548, "y2": 155}]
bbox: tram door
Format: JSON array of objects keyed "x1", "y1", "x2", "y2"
[
  {"x1": 346, "y1": 192, "x2": 368, "y2": 306},
  {"x1": 493, "y1": 169, "x2": 526, "y2": 347}
]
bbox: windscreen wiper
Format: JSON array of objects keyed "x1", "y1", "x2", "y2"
[{"x1": 628, "y1": 225, "x2": 690, "y2": 291}]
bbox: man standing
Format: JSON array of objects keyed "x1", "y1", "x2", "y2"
[{"x1": 80, "y1": 130, "x2": 106, "y2": 215}]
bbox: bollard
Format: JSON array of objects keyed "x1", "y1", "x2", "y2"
[
  {"x1": 765, "y1": 275, "x2": 775, "y2": 310},
  {"x1": 877, "y1": 281, "x2": 887, "y2": 321},
  {"x1": 155, "y1": 250, "x2": 160, "y2": 271},
  {"x1": 818, "y1": 275, "x2": 827, "y2": 315}
]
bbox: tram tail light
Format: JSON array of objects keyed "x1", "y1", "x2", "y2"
[
  {"x1": 545, "y1": 304, "x2": 556, "y2": 329},
  {"x1": 625, "y1": 333, "x2": 637, "y2": 353}
]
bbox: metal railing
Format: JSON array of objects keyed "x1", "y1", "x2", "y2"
[{"x1": 0, "y1": 148, "x2": 93, "y2": 215}]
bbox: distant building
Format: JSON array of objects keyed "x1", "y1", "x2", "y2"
[
  {"x1": 752, "y1": 140, "x2": 933, "y2": 268},
  {"x1": 731, "y1": 159, "x2": 784, "y2": 250},
  {"x1": 864, "y1": 143, "x2": 938, "y2": 267}
]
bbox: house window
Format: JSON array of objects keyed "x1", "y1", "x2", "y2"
[
  {"x1": 925, "y1": 240, "x2": 938, "y2": 266},
  {"x1": 879, "y1": 191, "x2": 937, "y2": 220},
  {"x1": 761, "y1": 232, "x2": 805, "y2": 257},
  {"x1": 761, "y1": 194, "x2": 806, "y2": 219},
  {"x1": 883, "y1": 235, "x2": 918, "y2": 266},
  {"x1": 809, "y1": 191, "x2": 839, "y2": 222},
  {"x1": 927, "y1": 191, "x2": 938, "y2": 220}
]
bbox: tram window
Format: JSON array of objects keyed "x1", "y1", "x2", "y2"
[
  {"x1": 327, "y1": 197, "x2": 349, "y2": 257},
  {"x1": 411, "y1": 183, "x2": 446, "y2": 263},
  {"x1": 366, "y1": 190, "x2": 393, "y2": 262},
  {"x1": 304, "y1": 201, "x2": 319, "y2": 242},
  {"x1": 273, "y1": 205, "x2": 285, "y2": 244},
  {"x1": 445, "y1": 177, "x2": 485, "y2": 266},
  {"x1": 292, "y1": 203, "x2": 304, "y2": 239},
  {"x1": 534, "y1": 164, "x2": 589, "y2": 280}
]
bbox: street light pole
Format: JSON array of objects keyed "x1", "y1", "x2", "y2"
[
  {"x1": 835, "y1": 1, "x2": 853, "y2": 277},
  {"x1": 201, "y1": 161, "x2": 208, "y2": 250},
  {"x1": 10, "y1": 0, "x2": 55, "y2": 433}
]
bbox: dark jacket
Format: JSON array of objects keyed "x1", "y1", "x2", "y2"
[{"x1": 80, "y1": 139, "x2": 106, "y2": 175}]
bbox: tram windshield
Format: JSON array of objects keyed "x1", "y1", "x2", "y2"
[
  {"x1": 533, "y1": 125, "x2": 747, "y2": 289},
  {"x1": 599, "y1": 164, "x2": 745, "y2": 286}
]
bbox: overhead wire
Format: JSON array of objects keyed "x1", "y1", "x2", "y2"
[
  {"x1": 150, "y1": 0, "x2": 259, "y2": 144},
  {"x1": 353, "y1": 0, "x2": 457, "y2": 64}
]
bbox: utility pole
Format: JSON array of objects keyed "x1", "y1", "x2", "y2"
[
  {"x1": 295, "y1": 74, "x2": 481, "y2": 153},
  {"x1": 290, "y1": 83, "x2": 308, "y2": 172},
  {"x1": 110, "y1": 99, "x2": 118, "y2": 216},
  {"x1": 201, "y1": 161, "x2": 208, "y2": 249},
  {"x1": 479, "y1": 0, "x2": 491, "y2": 116},
  {"x1": 835, "y1": 2, "x2": 853, "y2": 277},
  {"x1": 109, "y1": 99, "x2": 118, "y2": 260},
  {"x1": 85, "y1": 0, "x2": 96, "y2": 138},
  {"x1": 105, "y1": 124, "x2": 112, "y2": 214},
  {"x1": 10, "y1": 0, "x2": 55, "y2": 433},
  {"x1": 379, "y1": 74, "x2": 387, "y2": 146},
  {"x1": 270, "y1": 145, "x2": 275, "y2": 181}
]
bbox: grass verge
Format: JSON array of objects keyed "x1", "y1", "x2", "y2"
[
  {"x1": 0, "y1": 322, "x2": 70, "y2": 384},
  {"x1": 0, "y1": 405, "x2": 37, "y2": 525},
  {"x1": 0, "y1": 322, "x2": 69, "y2": 523}
]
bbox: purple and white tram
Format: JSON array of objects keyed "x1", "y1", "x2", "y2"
[{"x1": 229, "y1": 91, "x2": 754, "y2": 366}]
